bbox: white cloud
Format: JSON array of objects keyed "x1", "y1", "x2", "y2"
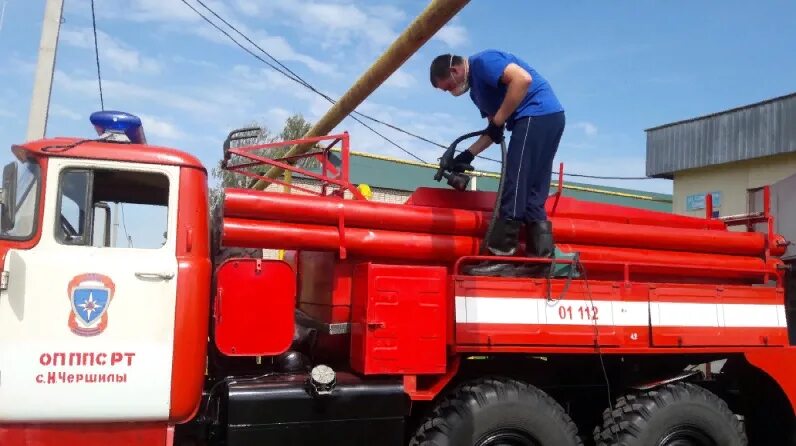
[
  {"x1": 187, "y1": 18, "x2": 335, "y2": 75},
  {"x1": 60, "y1": 28, "x2": 161, "y2": 74},
  {"x1": 55, "y1": 71, "x2": 216, "y2": 116},
  {"x1": 171, "y1": 55, "x2": 217, "y2": 69},
  {"x1": 383, "y1": 69, "x2": 416, "y2": 89},
  {"x1": 98, "y1": 0, "x2": 207, "y2": 23},
  {"x1": 138, "y1": 113, "x2": 187, "y2": 141},
  {"x1": 50, "y1": 104, "x2": 82, "y2": 121},
  {"x1": 234, "y1": 0, "x2": 261, "y2": 16},
  {"x1": 253, "y1": 34, "x2": 335, "y2": 75},
  {"x1": 572, "y1": 121, "x2": 598, "y2": 137},
  {"x1": 433, "y1": 24, "x2": 468, "y2": 48},
  {"x1": 260, "y1": 107, "x2": 293, "y2": 132},
  {"x1": 259, "y1": 1, "x2": 407, "y2": 49},
  {"x1": 0, "y1": 56, "x2": 36, "y2": 76},
  {"x1": 229, "y1": 65, "x2": 296, "y2": 92},
  {"x1": 88, "y1": 0, "x2": 333, "y2": 75}
]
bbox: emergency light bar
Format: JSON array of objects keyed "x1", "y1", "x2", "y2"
[{"x1": 89, "y1": 111, "x2": 147, "y2": 144}]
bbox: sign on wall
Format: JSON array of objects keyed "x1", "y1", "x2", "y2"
[{"x1": 686, "y1": 191, "x2": 721, "y2": 211}]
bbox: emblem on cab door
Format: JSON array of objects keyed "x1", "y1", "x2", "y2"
[{"x1": 67, "y1": 273, "x2": 116, "y2": 337}]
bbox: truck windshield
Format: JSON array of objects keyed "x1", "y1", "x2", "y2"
[{"x1": 0, "y1": 159, "x2": 41, "y2": 240}]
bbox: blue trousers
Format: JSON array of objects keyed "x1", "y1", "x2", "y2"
[{"x1": 499, "y1": 112, "x2": 565, "y2": 222}]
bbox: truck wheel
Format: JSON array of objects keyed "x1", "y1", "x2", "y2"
[
  {"x1": 593, "y1": 382, "x2": 747, "y2": 446},
  {"x1": 409, "y1": 377, "x2": 583, "y2": 446}
]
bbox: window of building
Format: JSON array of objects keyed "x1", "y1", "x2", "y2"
[{"x1": 56, "y1": 168, "x2": 169, "y2": 249}]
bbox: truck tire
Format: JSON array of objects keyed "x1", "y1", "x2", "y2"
[
  {"x1": 593, "y1": 382, "x2": 747, "y2": 446},
  {"x1": 409, "y1": 377, "x2": 583, "y2": 446}
]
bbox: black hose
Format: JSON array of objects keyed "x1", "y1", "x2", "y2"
[
  {"x1": 479, "y1": 138, "x2": 508, "y2": 255},
  {"x1": 435, "y1": 131, "x2": 508, "y2": 256}
]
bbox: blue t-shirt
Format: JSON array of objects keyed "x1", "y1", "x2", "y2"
[{"x1": 467, "y1": 49, "x2": 563, "y2": 130}]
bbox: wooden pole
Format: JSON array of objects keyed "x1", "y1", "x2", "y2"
[
  {"x1": 26, "y1": 0, "x2": 64, "y2": 141},
  {"x1": 251, "y1": 0, "x2": 470, "y2": 189}
]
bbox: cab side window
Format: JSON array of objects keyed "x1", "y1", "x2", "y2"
[{"x1": 56, "y1": 168, "x2": 169, "y2": 249}]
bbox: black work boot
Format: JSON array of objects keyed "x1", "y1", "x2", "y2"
[
  {"x1": 464, "y1": 218, "x2": 523, "y2": 277},
  {"x1": 518, "y1": 220, "x2": 555, "y2": 277}
]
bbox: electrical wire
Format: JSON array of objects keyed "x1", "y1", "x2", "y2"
[
  {"x1": 193, "y1": 0, "x2": 450, "y2": 155},
  {"x1": 119, "y1": 203, "x2": 132, "y2": 247},
  {"x1": 90, "y1": 0, "x2": 104, "y2": 110},
  {"x1": 181, "y1": 0, "x2": 426, "y2": 163},
  {"x1": 191, "y1": 0, "x2": 440, "y2": 163},
  {"x1": 545, "y1": 255, "x2": 615, "y2": 439},
  {"x1": 181, "y1": 0, "x2": 657, "y2": 181},
  {"x1": 577, "y1": 258, "x2": 615, "y2": 429}
]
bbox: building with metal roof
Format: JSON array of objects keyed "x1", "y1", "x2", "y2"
[
  {"x1": 345, "y1": 150, "x2": 672, "y2": 211},
  {"x1": 270, "y1": 150, "x2": 671, "y2": 210},
  {"x1": 645, "y1": 92, "x2": 796, "y2": 217}
]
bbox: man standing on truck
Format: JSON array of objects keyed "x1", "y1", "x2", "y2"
[{"x1": 430, "y1": 49, "x2": 566, "y2": 277}]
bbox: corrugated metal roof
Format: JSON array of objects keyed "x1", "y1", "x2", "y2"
[
  {"x1": 344, "y1": 151, "x2": 671, "y2": 211},
  {"x1": 646, "y1": 92, "x2": 796, "y2": 178}
]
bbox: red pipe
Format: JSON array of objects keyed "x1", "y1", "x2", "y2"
[
  {"x1": 222, "y1": 218, "x2": 778, "y2": 280},
  {"x1": 553, "y1": 219, "x2": 768, "y2": 257},
  {"x1": 406, "y1": 187, "x2": 728, "y2": 230},
  {"x1": 222, "y1": 218, "x2": 479, "y2": 262},
  {"x1": 224, "y1": 189, "x2": 781, "y2": 257},
  {"x1": 557, "y1": 244, "x2": 772, "y2": 280},
  {"x1": 224, "y1": 188, "x2": 488, "y2": 235}
]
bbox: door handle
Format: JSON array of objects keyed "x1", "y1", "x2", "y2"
[{"x1": 135, "y1": 272, "x2": 175, "y2": 280}]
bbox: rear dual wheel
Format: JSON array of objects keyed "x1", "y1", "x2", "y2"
[
  {"x1": 409, "y1": 377, "x2": 583, "y2": 446},
  {"x1": 593, "y1": 382, "x2": 747, "y2": 446}
]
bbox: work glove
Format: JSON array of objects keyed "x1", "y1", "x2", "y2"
[
  {"x1": 485, "y1": 120, "x2": 505, "y2": 144},
  {"x1": 451, "y1": 149, "x2": 475, "y2": 173}
]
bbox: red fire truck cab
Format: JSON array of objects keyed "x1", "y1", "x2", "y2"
[{"x1": 0, "y1": 112, "x2": 795, "y2": 446}]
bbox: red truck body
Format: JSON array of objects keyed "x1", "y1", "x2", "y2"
[{"x1": 0, "y1": 131, "x2": 794, "y2": 446}]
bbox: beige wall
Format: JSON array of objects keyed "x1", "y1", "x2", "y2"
[{"x1": 673, "y1": 152, "x2": 796, "y2": 218}]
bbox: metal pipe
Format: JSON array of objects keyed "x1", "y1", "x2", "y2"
[
  {"x1": 407, "y1": 188, "x2": 727, "y2": 231},
  {"x1": 223, "y1": 189, "x2": 784, "y2": 257},
  {"x1": 251, "y1": 0, "x2": 470, "y2": 189},
  {"x1": 221, "y1": 218, "x2": 779, "y2": 280},
  {"x1": 222, "y1": 217, "x2": 479, "y2": 262},
  {"x1": 556, "y1": 244, "x2": 772, "y2": 281}
]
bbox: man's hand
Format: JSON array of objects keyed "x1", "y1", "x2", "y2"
[
  {"x1": 485, "y1": 120, "x2": 504, "y2": 144},
  {"x1": 451, "y1": 149, "x2": 475, "y2": 172}
]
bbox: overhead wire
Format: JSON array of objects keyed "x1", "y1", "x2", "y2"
[
  {"x1": 193, "y1": 0, "x2": 450, "y2": 153},
  {"x1": 181, "y1": 0, "x2": 657, "y2": 182},
  {"x1": 90, "y1": 0, "x2": 104, "y2": 110},
  {"x1": 181, "y1": 0, "x2": 427, "y2": 163}
]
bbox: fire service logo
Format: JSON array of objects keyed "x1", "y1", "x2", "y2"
[{"x1": 67, "y1": 273, "x2": 116, "y2": 337}]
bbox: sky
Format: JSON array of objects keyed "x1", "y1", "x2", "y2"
[{"x1": 0, "y1": 0, "x2": 795, "y2": 197}]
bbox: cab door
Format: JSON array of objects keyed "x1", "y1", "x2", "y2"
[{"x1": 0, "y1": 157, "x2": 179, "y2": 422}]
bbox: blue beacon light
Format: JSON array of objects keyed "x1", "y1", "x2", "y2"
[{"x1": 89, "y1": 110, "x2": 147, "y2": 144}]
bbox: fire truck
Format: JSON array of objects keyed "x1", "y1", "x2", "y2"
[{"x1": 0, "y1": 111, "x2": 794, "y2": 446}]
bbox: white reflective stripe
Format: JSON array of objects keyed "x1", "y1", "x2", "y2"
[
  {"x1": 456, "y1": 296, "x2": 647, "y2": 327},
  {"x1": 462, "y1": 296, "x2": 542, "y2": 325},
  {"x1": 723, "y1": 303, "x2": 785, "y2": 328},
  {"x1": 651, "y1": 302, "x2": 719, "y2": 327},
  {"x1": 455, "y1": 296, "x2": 468, "y2": 324},
  {"x1": 455, "y1": 296, "x2": 786, "y2": 328}
]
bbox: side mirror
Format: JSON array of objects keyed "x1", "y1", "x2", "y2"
[{"x1": 1, "y1": 162, "x2": 18, "y2": 232}]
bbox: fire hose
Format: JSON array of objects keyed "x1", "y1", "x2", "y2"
[{"x1": 435, "y1": 130, "x2": 508, "y2": 255}]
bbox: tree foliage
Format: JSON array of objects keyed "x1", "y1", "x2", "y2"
[{"x1": 209, "y1": 113, "x2": 314, "y2": 213}]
